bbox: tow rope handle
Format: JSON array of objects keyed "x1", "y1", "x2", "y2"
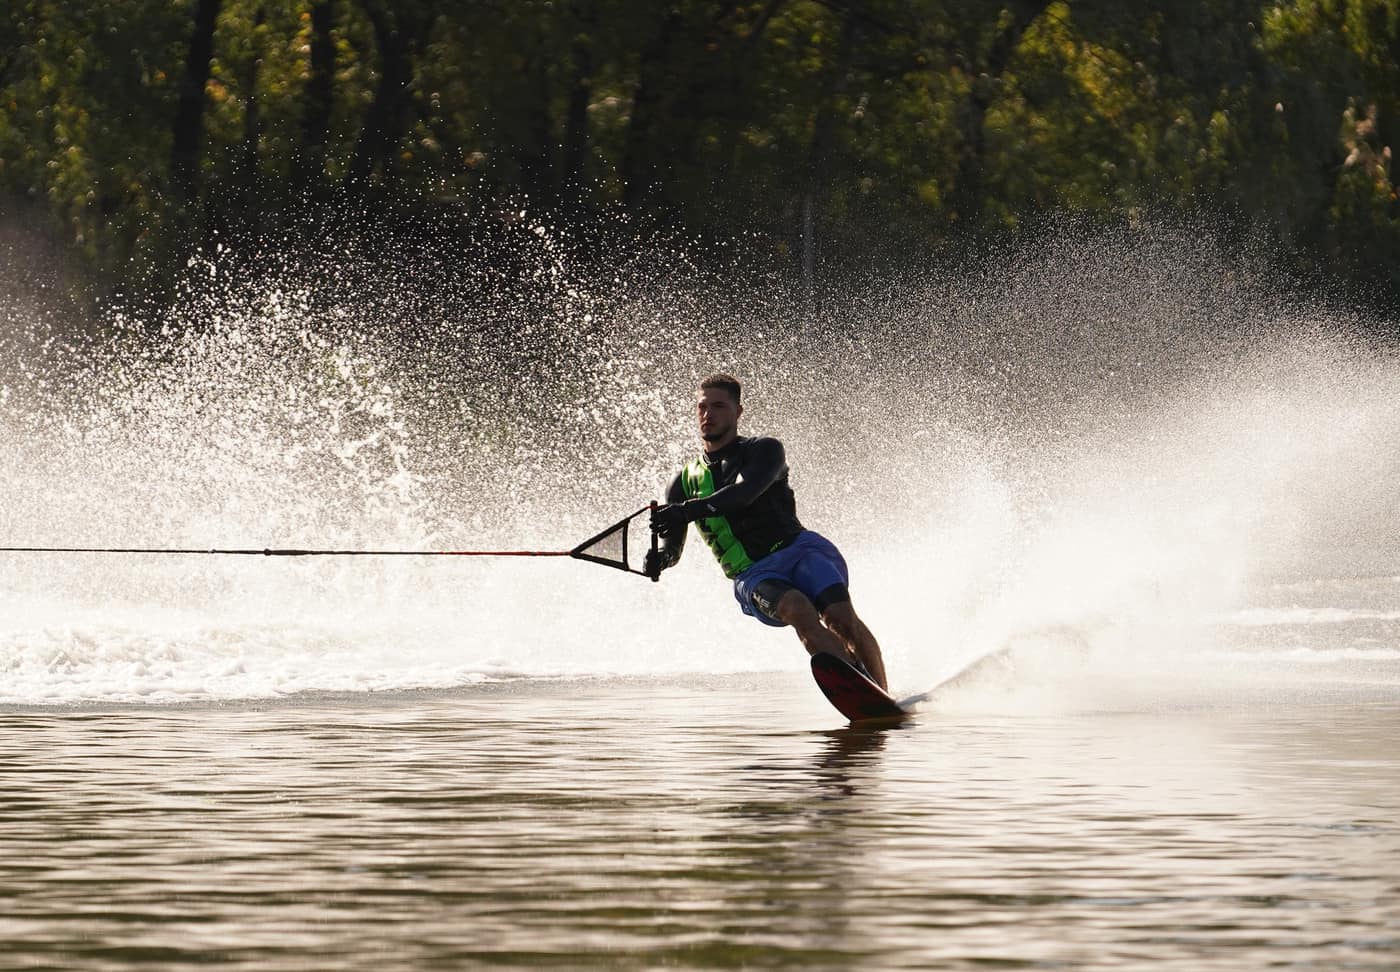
[{"x1": 649, "y1": 501, "x2": 659, "y2": 583}]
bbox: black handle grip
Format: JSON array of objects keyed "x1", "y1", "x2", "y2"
[{"x1": 648, "y1": 501, "x2": 659, "y2": 582}]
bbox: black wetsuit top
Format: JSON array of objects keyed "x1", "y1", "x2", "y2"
[{"x1": 653, "y1": 436, "x2": 804, "y2": 575}]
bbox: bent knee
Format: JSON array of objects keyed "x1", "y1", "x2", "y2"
[
  {"x1": 820, "y1": 601, "x2": 862, "y2": 638},
  {"x1": 774, "y1": 589, "x2": 821, "y2": 629}
]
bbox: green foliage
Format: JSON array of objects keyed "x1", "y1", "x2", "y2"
[{"x1": 2, "y1": 0, "x2": 1399, "y2": 310}]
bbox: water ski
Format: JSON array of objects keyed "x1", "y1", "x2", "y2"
[{"x1": 809, "y1": 650, "x2": 907, "y2": 723}]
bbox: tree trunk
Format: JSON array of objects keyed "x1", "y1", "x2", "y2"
[
  {"x1": 800, "y1": 7, "x2": 856, "y2": 293},
  {"x1": 300, "y1": 0, "x2": 336, "y2": 197},
  {"x1": 561, "y1": 0, "x2": 595, "y2": 196},
  {"x1": 620, "y1": 7, "x2": 681, "y2": 209},
  {"x1": 515, "y1": 19, "x2": 557, "y2": 204},
  {"x1": 170, "y1": 0, "x2": 223, "y2": 203},
  {"x1": 347, "y1": 1, "x2": 419, "y2": 192},
  {"x1": 241, "y1": 7, "x2": 265, "y2": 180},
  {"x1": 712, "y1": 0, "x2": 787, "y2": 206},
  {"x1": 950, "y1": 0, "x2": 1051, "y2": 227}
]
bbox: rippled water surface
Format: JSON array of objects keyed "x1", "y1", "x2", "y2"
[
  {"x1": 5, "y1": 208, "x2": 1400, "y2": 970},
  {"x1": 3, "y1": 672, "x2": 1398, "y2": 971}
]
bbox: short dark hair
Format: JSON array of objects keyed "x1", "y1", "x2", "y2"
[{"x1": 700, "y1": 373, "x2": 741, "y2": 402}]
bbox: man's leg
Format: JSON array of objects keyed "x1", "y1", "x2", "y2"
[
  {"x1": 772, "y1": 588, "x2": 856, "y2": 666},
  {"x1": 820, "y1": 601, "x2": 887, "y2": 691}
]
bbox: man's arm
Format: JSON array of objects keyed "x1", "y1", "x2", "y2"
[
  {"x1": 691, "y1": 437, "x2": 787, "y2": 516},
  {"x1": 645, "y1": 474, "x2": 688, "y2": 578},
  {"x1": 652, "y1": 438, "x2": 787, "y2": 529}
]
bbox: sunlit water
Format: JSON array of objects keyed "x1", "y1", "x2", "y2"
[
  {"x1": 2, "y1": 223, "x2": 1399, "y2": 966},
  {"x1": 2, "y1": 658, "x2": 1398, "y2": 971}
]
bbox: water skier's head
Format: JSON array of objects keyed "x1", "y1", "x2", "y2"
[{"x1": 698, "y1": 374, "x2": 742, "y2": 450}]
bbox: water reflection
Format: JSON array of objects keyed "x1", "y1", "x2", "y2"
[
  {"x1": 0, "y1": 686, "x2": 1397, "y2": 970},
  {"x1": 809, "y1": 723, "x2": 893, "y2": 797}
]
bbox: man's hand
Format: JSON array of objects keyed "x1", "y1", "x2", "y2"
[
  {"x1": 643, "y1": 548, "x2": 665, "y2": 581},
  {"x1": 650, "y1": 502, "x2": 694, "y2": 534}
]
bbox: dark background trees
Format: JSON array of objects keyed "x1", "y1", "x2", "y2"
[{"x1": 2, "y1": 0, "x2": 1397, "y2": 313}]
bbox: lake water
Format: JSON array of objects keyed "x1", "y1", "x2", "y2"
[
  {"x1": 3, "y1": 227, "x2": 1399, "y2": 968},
  {"x1": 3, "y1": 601, "x2": 1398, "y2": 971}
]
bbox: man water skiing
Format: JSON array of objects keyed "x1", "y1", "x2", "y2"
[{"x1": 646, "y1": 374, "x2": 889, "y2": 690}]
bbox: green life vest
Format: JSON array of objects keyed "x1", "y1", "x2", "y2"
[{"x1": 680, "y1": 458, "x2": 756, "y2": 579}]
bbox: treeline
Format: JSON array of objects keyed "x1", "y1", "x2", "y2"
[{"x1": 2, "y1": 0, "x2": 1398, "y2": 309}]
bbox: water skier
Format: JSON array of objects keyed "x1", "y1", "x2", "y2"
[{"x1": 646, "y1": 374, "x2": 889, "y2": 690}]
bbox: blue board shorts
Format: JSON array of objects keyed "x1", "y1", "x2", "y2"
[{"x1": 733, "y1": 531, "x2": 850, "y2": 628}]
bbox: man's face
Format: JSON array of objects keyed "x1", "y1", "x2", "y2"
[{"x1": 697, "y1": 387, "x2": 741, "y2": 445}]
